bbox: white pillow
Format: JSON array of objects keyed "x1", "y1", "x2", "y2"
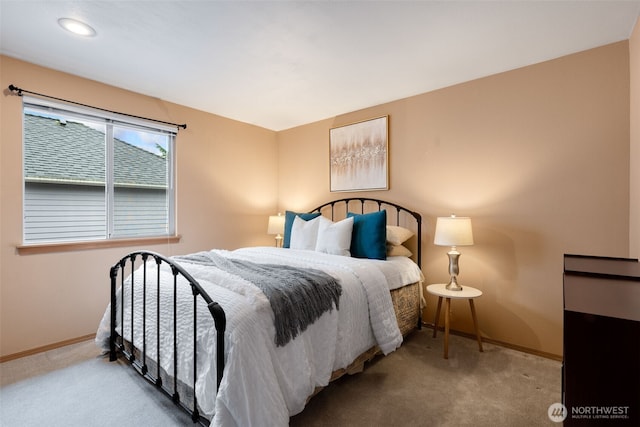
[
  {"x1": 386, "y1": 225, "x2": 414, "y2": 246},
  {"x1": 386, "y1": 243, "x2": 413, "y2": 257},
  {"x1": 290, "y1": 215, "x2": 322, "y2": 250},
  {"x1": 315, "y1": 216, "x2": 354, "y2": 256}
]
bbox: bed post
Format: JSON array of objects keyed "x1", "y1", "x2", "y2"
[
  {"x1": 109, "y1": 262, "x2": 120, "y2": 362},
  {"x1": 208, "y1": 301, "x2": 227, "y2": 388}
]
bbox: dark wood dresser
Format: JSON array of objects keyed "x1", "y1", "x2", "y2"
[{"x1": 562, "y1": 254, "x2": 640, "y2": 426}]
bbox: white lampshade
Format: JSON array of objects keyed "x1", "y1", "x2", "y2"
[
  {"x1": 267, "y1": 214, "x2": 285, "y2": 235},
  {"x1": 434, "y1": 215, "x2": 474, "y2": 247}
]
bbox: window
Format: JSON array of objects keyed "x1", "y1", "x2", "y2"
[{"x1": 22, "y1": 97, "x2": 175, "y2": 244}]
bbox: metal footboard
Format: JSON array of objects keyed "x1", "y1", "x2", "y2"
[{"x1": 109, "y1": 251, "x2": 226, "y2": 424}]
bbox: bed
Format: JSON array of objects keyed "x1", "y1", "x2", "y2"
[{"x1": 96, "y1": 198, "x2": 424, "y2": 426}]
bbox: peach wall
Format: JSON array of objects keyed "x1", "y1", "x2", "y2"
[
  {"x1": 0, "y1": 56, "x2": 278, "y2": 357},
  {"x1": 278, "y1": 42, "x2": 631, "y2": 357},
  {"x1": 630, "y1": 17, "x2": 640, "y2": 258}
]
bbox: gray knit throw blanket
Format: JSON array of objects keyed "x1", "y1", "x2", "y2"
[{"x1": 174, "y1": 251, "x2": 342, "y2": 347}]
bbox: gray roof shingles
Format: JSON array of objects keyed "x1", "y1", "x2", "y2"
[{"x1": 24, "y1": 114, "x2": 167, "y2": 188}]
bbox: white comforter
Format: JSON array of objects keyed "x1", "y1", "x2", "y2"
[{"x1": 96, "y1": 247, "x2": 422, "y2": 426}]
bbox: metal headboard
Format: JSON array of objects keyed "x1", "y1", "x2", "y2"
[{"x1": 310, "y1": 198, "x2": 422, "y2": 268}]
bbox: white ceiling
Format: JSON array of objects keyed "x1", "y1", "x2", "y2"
[{"x1": 1, "y1": 1, "x2": 639, "y2": 131}]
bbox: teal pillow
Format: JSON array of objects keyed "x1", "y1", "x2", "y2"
[
  {"x1": 347, "y1": 210, "x2": 387, "y2": 260},
  {"x1": 283, "y1": 211, "x2": 321, "y2": 248}
]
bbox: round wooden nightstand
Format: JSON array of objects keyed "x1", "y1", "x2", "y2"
[{"x1": 426, "y1": 283, "x2": 483, "y2": 359}]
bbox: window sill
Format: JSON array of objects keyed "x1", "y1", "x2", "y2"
[{"x1": 17, "y1": 235, "x2": 182, "y2": 255}]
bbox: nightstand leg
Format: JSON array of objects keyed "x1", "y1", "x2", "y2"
[
  {"x1": 433, "y1": 296, "x2": 443, "y2": 338},
  {"x1": 469, "y1": 299, "x2": 483, "y2": 352},
  {"x1": 444, "y1": 298, "x2": 451, "y2": 359}
]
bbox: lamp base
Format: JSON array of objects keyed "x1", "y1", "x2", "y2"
[
  {"x1": 446, "y1": 249, "x2": 463, "y2": 291},
  {"x1": 446, "y1": 276, "x2": 463, "y2": 291}
]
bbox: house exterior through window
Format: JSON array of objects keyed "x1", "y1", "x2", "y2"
[{"x1": 22, "y1": 98, "x2": 176, "y2": 244}]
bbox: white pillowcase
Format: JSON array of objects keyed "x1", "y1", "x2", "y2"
[
  {"x1": 386, "y1": 243, "x2": 413, "y2": 257},
  {"x1": 315, "y1": 216, "x2": 354, "y2": 256},
  {"x1": 290, "y1": 215, "x2": 322, "y2": 250},
  {"x1": 386, "y1": 225, "x2": 414, "y2": 246}
]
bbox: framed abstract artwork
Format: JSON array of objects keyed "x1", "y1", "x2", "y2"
[{"x1": 329, "y1": 115, "x2": 388, "y2": 192}]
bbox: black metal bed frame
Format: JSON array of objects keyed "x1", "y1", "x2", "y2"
[
  {"x1": 108, "y1": 198, "x2": 422, "y2": 425},
  {"x1": 109, "y1": 251, "x2": 225, "y2": 424}
]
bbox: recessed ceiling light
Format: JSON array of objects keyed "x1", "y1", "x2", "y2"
[{"x1": 58, "y1": 18, "x2": 96, "y2": 37}]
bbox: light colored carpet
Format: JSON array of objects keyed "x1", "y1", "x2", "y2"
[
  {"x1": 291, "y1": 329, "x2": 561, "y2": 426},
  {"x1": 0, "y1": 330, "x2": 561, "y2": 426},
  {"x1": 0, "y1": 348, "x2": 193, "y2": 426}
]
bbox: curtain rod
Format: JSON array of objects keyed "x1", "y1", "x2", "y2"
[{"x1": 8, "y1": 84, "x2": 187, "y2": 130}]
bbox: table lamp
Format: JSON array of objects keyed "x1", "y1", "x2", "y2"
[
  {"x1": 434, "y1": 215, "x2": 474, "y2": 291},
  {"x1": 267, "y1": 213, "x2": 285, "y2": 247}
]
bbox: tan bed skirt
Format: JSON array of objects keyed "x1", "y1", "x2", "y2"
[{"x1": 390, "y1": 281, "x2": 422, "y2": 337}]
